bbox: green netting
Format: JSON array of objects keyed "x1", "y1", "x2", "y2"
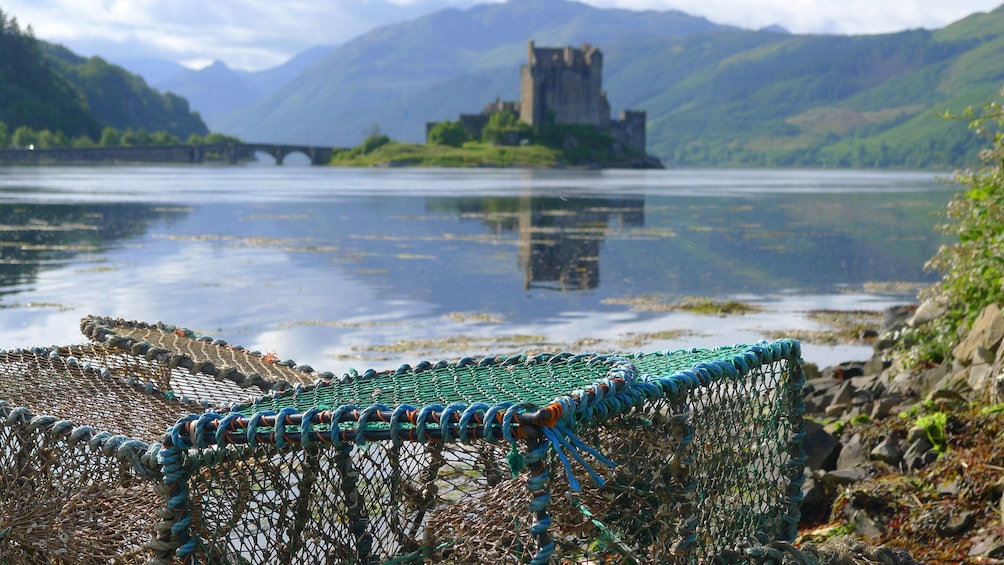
[{"x1": 0, "y1": 317, "x2": 808, "y2": 564}]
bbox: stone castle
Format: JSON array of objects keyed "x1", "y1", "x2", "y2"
[{"x1": 428, "y1": 41, "x2": 648, "y2": 156}]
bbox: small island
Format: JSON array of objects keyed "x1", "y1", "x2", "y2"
[{"x1": 332, "y1": 41, "x2": 664, "y2": 169}]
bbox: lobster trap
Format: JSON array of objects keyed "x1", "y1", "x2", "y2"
[{"x1": 0, "y1": 316, "x2": 807, "y2": 564}]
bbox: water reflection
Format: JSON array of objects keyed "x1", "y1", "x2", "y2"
[
  {"x1": 428, "y1": 194, "x2": 644, "y2": 291},
  {"x1": 0, "y1": 167, "x2": 954, "y2": 369},
  {"x1": 0, "y1": 203, "x2": 185, "y2": 298}
]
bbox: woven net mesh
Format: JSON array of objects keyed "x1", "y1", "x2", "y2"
[
  {"x1": 0, "y1": 317, "x2": 806, "y2": 565},
  {"x1": 159, "y1": 343, "x2": 805, "y2": 564},
  {"x1": 0, "y1": 346, "x2": 200, "y2": 564}
]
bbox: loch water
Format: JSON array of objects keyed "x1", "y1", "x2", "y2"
[{"x1": 0, "y1": 165, "x2": 954, "y2": 371}]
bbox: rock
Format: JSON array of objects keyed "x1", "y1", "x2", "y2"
[
  {"x1": 937, "y1": 478, "x2": 960, "y2": 497},
  {"x1": 953, "y1": 303, "x2": 1004, "y2": 365},
  {"x1": 848, "y1": 510, "x2": 884, "y2": 540},
  {"x1": 966, "y1": 362, "x2": 997, "y2": 397},
  {"x1": 883, "y1": 303, "x2": 917, "y2": 331},
  {"x1": 863, "y1": 353, "x2": 888, "y2": 376},
  {"x1": 991, "y1": 476, "x2": 1004, "y2": 501},
  {"x1": 803, "y1": 420, "x2": 842, "y2": 471},
  {"x1": 929, "y1": 388, "x2": 970, "y2": 413},
  {"x1": 799, "y1": 477, "x2": 830, "y2": 522},
  {"x1": 870, "y1": 397, "x2": 900, "y2": 420},
  {"x1": 870, "y1": 438, "x2": 903, "y2": 466},
  {"x1": 822, "y1": 467, "x2": 868, "y2": 486},
  {"x1": 969, "y1": 528, "x2": 1004, "y2": 559},
  {"x1": 906, "y1": 426, "x2": 927, "y2": 444},
  {"x1": 902, "y1": 437, "x2": 937, "y2": 472},
  {"x1": 937, "y1": 510, "x2": 975, "y2": 537},
  {"x1": 837, "y1": 434, "x2": 870, "y2": 470},
  {"x1": 908, "y1": 298, "x2": 946, "y2": 328},
  {"x1": 833, "y1": 380, "x2": 855, "y2": 405},
  {"x1": 825, "y1": 403, "x2": 849, "y2": 418}
]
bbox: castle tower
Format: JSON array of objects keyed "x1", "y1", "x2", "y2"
[{"x1": 519, "y1": 41, "x2": 609, "y2": 127}]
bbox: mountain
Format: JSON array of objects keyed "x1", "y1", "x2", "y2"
[
  {"x1": 41, "y1": 43, "x2": 208, "y2": 139},
  {"x1": 154, "y1": 45, "x2": 333, "y2": 126},
  {"x1": 110, "y1": 57, "x2": 189, "y2": 86},
  {"x1": 213, "y1": 0, "x2": 728, "y2": 144},
  {"x1": 211, "y1": 0, "x2": 1004, "y2": 169}
]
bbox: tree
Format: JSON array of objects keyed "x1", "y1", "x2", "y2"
[
  {"x1": 11, "y1": 126, "x2": 38, "y2": 148},
  {"x1": 99, "y1": 127, "x2": 120, "y2": 146},
  {"x1": 481, "y1": 112, "x2": 531, "y2": 146},
  {"x1": 428, "y1": 121, "x2": 468, "y2": 147},
  {"x1": 0, "y1": 121, "x2": 8, "y2": 149},
  {"x1": 360, "y1": 132, "x2": 390, "y2": 154},
  {"x1": 120, "y1": 127, "x2": 151, "y2": 146}
]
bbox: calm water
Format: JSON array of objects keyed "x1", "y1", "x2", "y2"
[{"x1": 0, "y1": 165, "x2": 954, "y2": 370}]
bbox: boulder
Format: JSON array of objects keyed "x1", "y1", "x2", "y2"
[
  {"x1": 803, "y1": 420, "x2": 842, "y2": 471},
  {"x1": 837, "y1": 434, "x2": 869, "y2": 470},
  {"x1": 822, "y1": 467, "x2": 868, "y2": 486},
  {"x1": 952, "y1": 303, "x2": 1004, "y2": 365},
  {"x1": 937, "y1": 510, "x2": 975, "y2": 537},
  {"x1": 901, "y1": 437, "x2": 937, "y2": 472},
  {"x1": 799, "y1": 477, "x2": 830, "y2": 523},
  {"x1": 969, "y1": 528, "x2": 1004, "y2": 559},
  {"x1": 966, "y1": 361, "x2": 1001, "y2": 398},
  {"x1": 869, "y1": 438, "x2": 903, "y2": 466},
  {"x1": 907, "y1": 298, "x2": 946, "y2": 328}
]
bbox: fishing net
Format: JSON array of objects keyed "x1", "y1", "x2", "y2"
[
  {"x1": 0, "y1": 345, "x2": 194, "y2": 564},
  {"x1": 0, "y1": 316, "x2": 807, "y2": 564}
]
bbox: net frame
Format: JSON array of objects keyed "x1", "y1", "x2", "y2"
[
  {"x1": 0, "y1": 346, "x2": 210, "y2": 564},
  {"x1": 151, "y1": 339, "x2": 807, "y2": 564}
]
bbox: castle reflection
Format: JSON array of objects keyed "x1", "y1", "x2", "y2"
[{"x1": 427, "y1": 193, "x2": 644, "y2": 291}]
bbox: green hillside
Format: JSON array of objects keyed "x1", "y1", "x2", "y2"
[
  {"x1": 0, "y1": 10, "x2": 100, "y2": 138},
  {"x1": 212, "y1": 0, "x2": 1004, "y2": 169},
  {"x1": 41, "y1": 43, "x2": 208, "y2": 139},
  {"x1": 605, "y1": 7, "x2": 1004, "y2": 169},
  {"x1": 0, "y1": 7, "x2": 207, "y2": 144}
]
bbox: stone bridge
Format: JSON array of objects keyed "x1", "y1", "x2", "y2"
[{"x1": 0, "y1": 143, "x2": 336, "y2": 166}]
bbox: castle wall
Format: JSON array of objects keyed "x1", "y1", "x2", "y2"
[
  {"x1": 608, "y1": 110, "x2": 647, "y2": 155},
  {"x1": 520, "y1": 42, "x2": 608, "y2": 127}
]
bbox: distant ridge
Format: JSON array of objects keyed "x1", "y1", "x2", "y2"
[{"x1": 200, "y1": 1, "x2": 1004, "y2": 168}]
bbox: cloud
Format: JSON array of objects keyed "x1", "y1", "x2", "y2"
[{"x1": 4, "y1": 0, "x2": 1002, "y2": 71}]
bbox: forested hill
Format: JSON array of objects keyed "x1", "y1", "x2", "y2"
[
  {"x1": 618, "y1": 7, "x2": 1004, "y2": 169},
  {"x1": 0, "y1": 8, "x2": 207, "y2": 143}
]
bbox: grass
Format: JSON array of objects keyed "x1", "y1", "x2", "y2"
[{"x1": 329, "y1": 141, "x2": 562, "y2": 168}]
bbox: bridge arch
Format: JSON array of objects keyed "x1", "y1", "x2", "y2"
[{"x1": 245, "y1": 144, "x2": 333, "y2": 166}]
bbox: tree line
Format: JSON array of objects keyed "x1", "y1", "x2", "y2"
[{"x1": 0, "y1": 122, "x2": 240, "y2": 150}]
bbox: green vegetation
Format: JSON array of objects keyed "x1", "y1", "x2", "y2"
[
  {"x1": 348, "y1": 116, "x2": 648, "y2": 168},
  {"x1": 914, "y1": 412, "x2": 949, "y2": 454},
  {"x1": 0, "y1": 123, "x2": 241, "y2": 149},
  {"x1": 330, "y1": 139, "x2": 561, "y2": 168},
  {"x1": 480, "y1": 113, "x2": 531, "y2": 146},
  {"x1": 0, "y1": 7, "x2": 210, "y2": 151},
  {"x1": 895, "y1": 92, "x2": 1004, "y2": 365},
  {"x1": 427, "y1": 121, "x2": 469, "y2": 147},
  {"x1": 0, "y1": 9, "x2": 99, "y2": 138},
  {"x1": 40, "y1": 43, "x2": 208, "y2": 140}
]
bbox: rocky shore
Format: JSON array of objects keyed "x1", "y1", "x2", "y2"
[{"x1": 796, "y1": 301, "x2": 1004, "y2": 562}]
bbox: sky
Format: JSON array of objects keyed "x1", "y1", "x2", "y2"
[{"x1": 4, "y1": 0, "x2": 1003, "y2": 71}]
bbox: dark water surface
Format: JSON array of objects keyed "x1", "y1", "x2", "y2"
[{"x1": 0, "y1": 166, "x2": 954, "y2": 369}]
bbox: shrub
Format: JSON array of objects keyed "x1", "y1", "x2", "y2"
[
  {"x1": 428, "y1": 121, "x2": 468, "y2": 147},
  {"x1": 481, "y1": 112, "x2": 530, "y2": 146},
  {"x1": 899, "y1": 93, "x2": 1004, "y2": 366}
]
